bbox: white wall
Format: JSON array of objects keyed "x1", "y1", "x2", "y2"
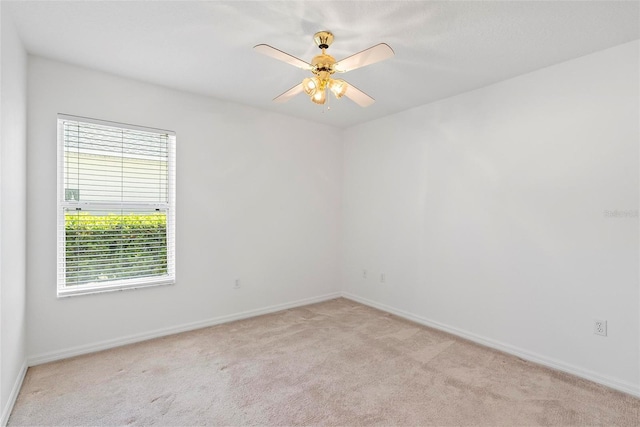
[
  {"x1": 27, "y1": 57, "x2": 342, "y2": 360},
  {"x1": 342, "y1": 40, "x2": 640, "y2": 395},
  {"x1": 0, "y1": 8, "x2": 28, "y2": 425}
]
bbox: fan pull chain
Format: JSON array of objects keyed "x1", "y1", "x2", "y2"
[{"x1": 325, "y1": 89, "x2": 331, "y2": 113}]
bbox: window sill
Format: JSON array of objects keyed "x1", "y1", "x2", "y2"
[{"x1": 57, "y1": 277, "x2": 175, "y2": 298}]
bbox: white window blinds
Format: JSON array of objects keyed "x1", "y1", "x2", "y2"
[{"x1": 57, "y1": 115, "x2": 176, "y2": 296}]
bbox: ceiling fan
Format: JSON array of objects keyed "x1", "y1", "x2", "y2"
[{"x1": 254, "y1": 31, "x2": 394, "y2": 107}]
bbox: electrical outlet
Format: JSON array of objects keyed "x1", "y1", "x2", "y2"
[
  {"x1": 234, "y1": 279, "x2": 241, "y2": 289},
  {"x1": 594, "y1": 319, "x2": 607, "y2": 336},
  {"x1": 362, "y1": 269, "x2": 367, "y2": 279}
]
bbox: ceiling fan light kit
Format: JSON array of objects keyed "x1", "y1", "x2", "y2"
[{"x1": 254, "y1": 31, "x2": 394, "y2": 108}]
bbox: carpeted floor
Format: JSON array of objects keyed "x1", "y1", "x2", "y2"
[{"x1": 8, "y1": 298, "x2": 640, "y2": 426}]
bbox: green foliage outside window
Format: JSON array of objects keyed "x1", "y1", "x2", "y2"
[{"x1": 65, "y1": 212, "x2": 167, "y2": 285}]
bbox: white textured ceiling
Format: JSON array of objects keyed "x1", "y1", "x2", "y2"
[{"x1": 5, "y1": 1, "x2": 639, "y2": 128}]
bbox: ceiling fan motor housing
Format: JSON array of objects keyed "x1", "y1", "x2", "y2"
[{"x1": 311, "y1": 53, "x2": 336, "y2": 75}]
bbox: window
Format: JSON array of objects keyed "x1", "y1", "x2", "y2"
[{"x1": 57, "y1": 114, "x2": 176, "y2": 297}]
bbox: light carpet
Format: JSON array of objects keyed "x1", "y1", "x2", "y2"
[{"x1": 8, "y1": 298, "x2": 640, "y2": 426}]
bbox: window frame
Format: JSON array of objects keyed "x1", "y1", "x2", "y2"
[{"x1": 56, "y1": 114, "x2": 176, "y2": 297}]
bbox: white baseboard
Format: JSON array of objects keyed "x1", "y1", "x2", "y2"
[
  {"x1": 341, "y1": 292, "x2": 640, "y2": 398},
  {"x1": 28, "y1": 292, "x2": 341, "y2": 366},
  {"x1": 1, "y1": 360, "x2": 27, "y2": 427}
]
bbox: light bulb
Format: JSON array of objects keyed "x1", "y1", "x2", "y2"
[
  {"x1": 311, "y1": 89, "x2": 326, "y2": 105},
  {"x1": 302, "y1": 77, "x2": 318, "y2": 96},
  {"x1": 329, "y1": 79, "x2": 348, "y2": 99}
]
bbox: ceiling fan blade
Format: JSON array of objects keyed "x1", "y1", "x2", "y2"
[
  {"x1": 344, "y1": 83, "x2": 375, "y2": 107},
  {"x1": 254, "y1": 44, "x2": 312, "y2": 70},
  {"x1": 334, "y1": 43, "x2": 395, "y2": 73},
  {"x1": 273, "y1": 83, "x2": 304, "y2": 103}
]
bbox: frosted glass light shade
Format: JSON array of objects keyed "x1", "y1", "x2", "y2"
[
  {"x1": 302, "y1": 77, "x2": 319, "y2": 96},
  {"x1": 311, "y1": 89, "x2": 326, "y2": 104},
  {"x1": 329, "y1": 79, "x2": 348, "y2": 98}
]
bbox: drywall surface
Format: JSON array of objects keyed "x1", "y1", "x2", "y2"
[
  {"x1": 342, "y1": 40, "x2": 640, "y2": 393},
  {"x1": 1, "y1": 9, "x2": 28, "y2": 423},
  {"x1": 27, "y1": 57, "x2": 342, "y2": 359}
]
